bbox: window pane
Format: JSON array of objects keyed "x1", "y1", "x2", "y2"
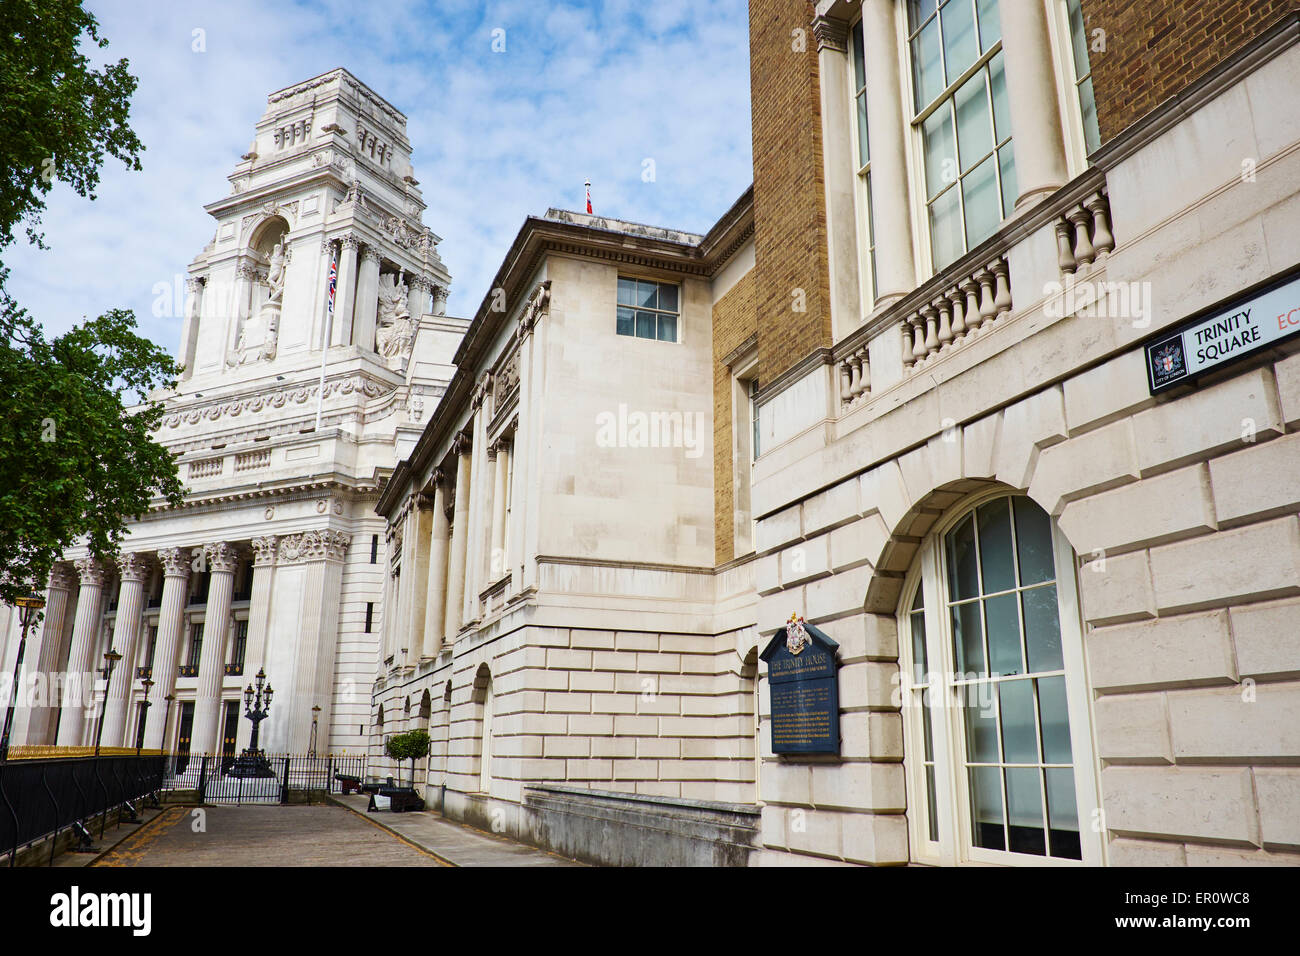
[
  {"x1": 925, "y1": 765, "x2": 940, "y2": 841},
  {"x1": 1005, "y1": 767, "x2": 1046, "y2": 855},
  {"x1": 963, "y1": 683, "x2": 999, "y2": 762},
  {"x1": 1038, "y1": 675, "x2": 1073, "y2": 763},
  {"x1": 911, "y1": 608, "x2": 929, "y2": 676},
  {"x1": 969, "y1": 766, "x2": 1005, "y2": 850},
  {"x1": 1023, "y1": 584, "x2": 1064, "y2": 672},
  {"x1": 912, "y1": 18, "x2": 944, "y2": 111},
  {"x1": 908, "y1": 0, "x2": 938, "y2": 32},
  {"x1": 637, "y1": 280, "x2": 657, "y2": 308},
  {"x1": 955, "y1": 72, "x2": 993, "y2": 172},
  {"x1": 988, "y1": 52, "x2": 1011, "y2": 141},
  {"x1": 985, "y1": 592, "x2": 1022, "y2": 676},
  {"x1": 962, "y1": 153, "x2": 1000, "y2": 247},
  {"x1": 616, "y1": 306, "x2": 634, "y2": 336},
  {"x1": 1067, "y1": 0, "x2": 1089, "y2": 81},
  {"x1": 998, "y1": 679, "x2": 1037, "y2": 763},
  {"x1": 942, "y1": 0, "x2": 979, "y2": 84},
  {"x1": 852, "y1": 20, "x2": 866, "y2": 90},
  {"x1": 929, "y1": 185, "x2": 963, "y2": 269},
  {"x1": 656, "y1": 313, "x2": 677, "y2": 342},
  {"x1": 658, "y1": 282, "x2": 678, "y2": 313},
  {"x1": 952, "y1": 600, "x2": 984, "y2": 674},
  {"x1": 857, "y1": 92, "x2": 870, "y2": 167},
  {"x1": 975, "y1": 0, "x2": 1001, "y2": 50},
  {"x1": 922, "y1": 106, "x2": 956, "y2": 199},
  {"x1": 1013, "y1": 497, "x2": 1055, "y2": 586},
  {"x1": 977, "y1": 496, "x2": 1015, "y2": 593},
  {"x1": 1078, "y1": 77, "x2": 1100, "y2": 154},
  {"x1": 946, "y1": 512, "x2": 979, "y2": 600},
  {"x1": 635, "y1": 310, "x2": 656, "y2": 339},
  {"x1": 921, "y1": 686, "x2": 935, "y2": 761},
  {"x1": 1045, "y1": 767, "x2": 1082, "y2": 859},
  {"x1": 998, "y1": 143, "x2": 1018, "y2": 218},
  {"x1": 617, "y1": 277, "x2": 636, "y2": 306}
]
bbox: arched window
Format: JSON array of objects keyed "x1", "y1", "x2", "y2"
[
  {"x1": 899, "y1": 492, "x2": 1100, "y2": 865},
  {"x1": 473, "y1": 665, "x2": 494, "y2": 796}
]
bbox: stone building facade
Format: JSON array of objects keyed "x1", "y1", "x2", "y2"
[
  {"x1": 0, "y1": 70, "x2": 464, "y2": 759},
  {"x1": 373, "y1": 1, "x2": 1300, "y2": 867}
]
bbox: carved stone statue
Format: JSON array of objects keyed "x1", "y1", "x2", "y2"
[
  {"x1": 375, "y1": 270, "x2": 414, "y2": 359},
  {"x1": 265, "y1": 241, "x2": 286, "y2": 303}
]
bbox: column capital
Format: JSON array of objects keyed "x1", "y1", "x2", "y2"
[
  {"x1": 361, "y1": 244, "x2": 381, "y2": 263},
  {"x1": 278, "y1": 530, "x2": 350, "y2": 564},
  {"x1": 203, "y1": 541, "x2": 240, "y2": 573},
  {"x1": 156, "y1": 547, "x2": 193, "y2": 578},
  {"x1": 116, "y1": 552, "x2": 150, "y2": 583},
  {"x1": 453, "y1": 431, "x2": 472, "y2": 456},
  {"x1": 74, "y1": 556, "x2": 108, "y2": 586},
  {"x1": 251, "y1": 535, "x2": 279, "y2": 566},
  {"x1": 812, "y1": 15, "x2": 849, "y2": 53},
  {"x1": 518, "y1": 279, "x2": 551, "y2": 337},
  {"x1": 431, "y1": 466, "x2": 447, "y2": 487},
  {"x1": 48, "y1": 562, "x2": 77, "y2": 592},
  {"x1": 340, "y1": 233, "x2": 361, "y2": 252}
]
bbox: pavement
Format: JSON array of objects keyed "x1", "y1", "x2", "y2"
[{"x1": 327, "y1": 793, "x2": 584, "y2": 866}]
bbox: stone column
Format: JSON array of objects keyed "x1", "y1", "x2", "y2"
[
  {"x1": 814, "y1": 14, "x2": 864, "y2": 336},
  {"x1": 401, "y1": 494, "x2": 433, "y2": 664},
  {"x1": 443, "y1": 435, "x2": 472, "y2": 644},
  {"x1": 143, "y1": 548, "x2": 189, "y2": 751},
  {"x1": 422, "y1": 471, "x2": 450, "y2": 658},
  {"x1": 464, "y1": 377, "x2": 492, "y2": 625},
  {"x1": 489, "y1": 439, "x2": 510, "y2": 582},
  {"x1": 56, "y1": 558, "x2": 108, "y2": 746},
  {"x1": 331, "y1": 234, "x2": 360, "y2": 347},
  {"x1": 1000, "y1": 0, "x2": 1069, "y2": 209},
  {"x1": 282, "y1": 531, "x2": 349, "y2": 753},
  {"x1": 190, "y1": 542, "x2": 238, "y2": 755},
  {"x1": 518, "y1": 280, "x2": 550, "y2": 593},
  {"x1": 354, "y1": 245, "x2": 382, "y2": 352},
  {"x1": 178, "y1": 276, "x2": 204, "y2": 381},
  {"x1": 861, "y1": 0, "x2": 917, "y2": 306},
  {"x1": 409, "y1": 275, "x2": 429, "y2": 320},
  {"x1": 230, "y1": 258, "x2": 259, "y2": 359},
  {"x1": 100, "y1": 553, "x2": 149, "y2": 748},
  {"x1": 237, "y1": 537, "x2": 277, "y2": 752},
  {"x1": 23, "y1": 563, "x2": 76, "y2": 745},
  {"x1": 432, "y1": 285, "x2": 449, "y2": 316}
]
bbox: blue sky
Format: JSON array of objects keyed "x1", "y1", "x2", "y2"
[{"x1": 5, "y1": 0, "x2": 752, "y2": 351}]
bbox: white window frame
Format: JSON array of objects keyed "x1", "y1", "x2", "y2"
[
  {"x1": 898, "y1": 0, "x2": 1014, "y2": 278},
  {"x1": 898, "y1": 489, "x2": 1105, "y2": 866},
  {"x1": 616, "y1": 274, "x2": 682, "y2": 344},
  {"x1": 848, "y1": 17, "x2": 878, "y2": 314},
  {"x1": 1049, "y1": 0, "x2": 1101, "y2": 176}
]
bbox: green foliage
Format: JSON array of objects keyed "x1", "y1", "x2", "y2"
[
  {"x1": 0, "y1": 0, "x2": 144, "y2": 251},
  {"x1": 384, "y1": 729, "x2": 431, "y2": 763},
  {"x1": 0, "y1": 280, "x2": 185, "y2": 604}
]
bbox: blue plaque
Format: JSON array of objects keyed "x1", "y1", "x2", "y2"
[{"x1": 761, "y1": 616, "x2": 840, "y2": 755}]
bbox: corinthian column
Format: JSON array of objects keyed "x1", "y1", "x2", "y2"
[
  {"x1": 331, "y1": 235, "x2": 360, "y2": 347},
  {"x1": 489, "y1": 439, "x2": 510, "y2": 582},
  {"x1": 190, "y1": 542, "x2": 238, "y2": 755},
  {"x1": 24, "y1": 563, "x2": 76, "y2": 744},
  {"x1": 237, "y1": 536, "x2": 277, "y2": 753},
  {"x1": 1000, "y1": 0, "x2": 1069, "y2": 209},
  {"x1": 143, "y1": 548, "x2": 190, "y2": 751},
  {"x1": 443, "y1": 435, "x2": 472, "y2": 644},
  {"x1": 100, "y1": 553, "x2": 149, "y2": 748},
  {"x1": 422, "y1": 471, "x2": 450, "y2": 658},
  {"x1": 57, "y1": 558, "x2": 109, "y2": 746},
  {"x1": 354, "y1": 245, "x2": 381, "y2": 352}
]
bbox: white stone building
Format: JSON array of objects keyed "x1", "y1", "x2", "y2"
[{"x1": 1, "y1": 70, "x2": 465, "y2": 759}]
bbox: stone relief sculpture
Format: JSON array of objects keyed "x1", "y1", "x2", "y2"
[
  {"x1": 229, "y1": 241, "x2": 285, "y2": 366},
  {"x1": 375, "y1": 270, "x2": 414, "y2": 359},
  {"x1": 265, "y1": 241, "x2": 286, "y2": 303}
]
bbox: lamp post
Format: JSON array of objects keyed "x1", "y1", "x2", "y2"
[
  {"x1": 93, "y1": 648, "x2": 122, "y2": 756},
  {"x1": 161, "y1": 694, "x2": 175, "y2": 753},
  {"x1": 137, "y1": 678, "x2": 155, "y2": 755},
  {"x1": 0, "y1": 593, "x2": 45, "y2": 762},
  {"x1": 230, "y1": 668, "x2": 274, "y2": 777},
  {"x1": 310, "y1": 705, "x2": 321, "y2": 757}
]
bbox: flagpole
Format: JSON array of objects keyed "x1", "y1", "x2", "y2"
[{"x1": 314, "y1": 242, "x2": 338, "y2": 433}]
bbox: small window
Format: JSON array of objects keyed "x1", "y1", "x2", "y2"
[
  {"x1": 616, "y1": 276, "x2": 679, "y2": 342},
  {"x1": 370, "y1": 534, "x2": 379, "y2": 564},
  {"x1": 364, "y1": 602, "x2": 374, "y2": 633}
]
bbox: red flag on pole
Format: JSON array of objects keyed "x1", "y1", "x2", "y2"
[{"x1": 585, "y1": 179, "x2": 592, "y2": 214}]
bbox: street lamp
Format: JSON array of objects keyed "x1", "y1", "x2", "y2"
[
  {"x1": 137, "y1": 677, "x2": 155, "y2": 755},
  {"x1": 230, "y1": 668, "x2": 274, "y2": 777},
  {"x1": 310, "y1": 704, "x2": 321, "y2": 757},
  {"x1": 93, "y1": 648, "x2": 123, "y2": 756},
  {"x1": 161, "y1": 694, "x2": 175, "y2": 753},
  {"x1": 0, "y1": 593, "x2": 46, "y2": 762}
]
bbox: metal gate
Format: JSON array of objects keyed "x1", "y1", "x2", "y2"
[{"x1": 160, "y1": 754, "x2": 363, "y2": 805}]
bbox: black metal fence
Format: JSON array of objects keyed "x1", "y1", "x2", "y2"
[
  {"x1": 160, "y1": 753, "x2": 366, "y2": 805},
  {"x1": 0, "y1": 753, "x2": 165, "y2": 866}
]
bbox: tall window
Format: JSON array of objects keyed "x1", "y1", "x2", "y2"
[
  {"x1": 908, "y1": 0, "x2": 1015, "y2": 270},
  {"x1": 899, "y1": 493, "x2": 1100, "y2": 865},
  {"x1": 1063, "y1": 0, "x2": 1100, "y2": 155},
  {"x1": 617, "y1": 277, "x2": 679, "y2": 342},
  {"x1": 850, "y1": 20, "x2": 878, "y2": 308}
]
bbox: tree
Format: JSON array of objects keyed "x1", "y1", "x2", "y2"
[
  {"x1": 0, "y1": 0, "x2": 144, "y2": 251},
  {"x1": 0, "y1": 2, "x2": 181, "y2": 605},
  {"x1": 384, "y1": 729, "x2": 431, "y2": 790}
]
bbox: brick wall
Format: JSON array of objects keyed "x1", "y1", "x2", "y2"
[
  {"x1": 712, "y1": 270, "x2": 758, "y2": 565},
  {"x1": 749, "y1": 0, "x2": 832, "y2": 386},
  {"x1": 1082, "y1": 0, "x2": 1300, "y2": 143}
]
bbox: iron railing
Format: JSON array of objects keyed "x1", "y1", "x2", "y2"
[
  {"x1": 159, "y1": 753, "x2": 366, "y2": 805},
  {"x1": 0, "y1": 752, "x2": 165, "y2": 866}
]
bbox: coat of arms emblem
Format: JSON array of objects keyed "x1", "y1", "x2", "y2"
[{"x1": 785, "y1": 612, "x2": 809, "y2": 656}]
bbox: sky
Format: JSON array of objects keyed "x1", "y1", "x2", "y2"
[{"x1": 4, "y1": 0, "x2": 753, "y2": 352}]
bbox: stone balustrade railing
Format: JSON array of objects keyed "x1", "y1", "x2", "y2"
[
  {"x1": 234, "y1": 449, "x2": 272, "y2": 472},
  {"x1": 901, "y1": 255, "x2": 1012, "y2": 373},
  {"x1": 1055, "y1": 188, "x2": 1114, "y2": 277},
  {"x1": 188, "y1": 457, "x2": 224, "y2": 479}
]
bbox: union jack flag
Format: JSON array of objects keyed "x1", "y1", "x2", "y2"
[{"x1": 327, "y1": 245, "x2": 338, "y2": 314}]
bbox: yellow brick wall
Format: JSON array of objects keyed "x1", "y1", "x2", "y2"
[{"x1": 712, "y1": 270, "x2": 758, "y2": 565}]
